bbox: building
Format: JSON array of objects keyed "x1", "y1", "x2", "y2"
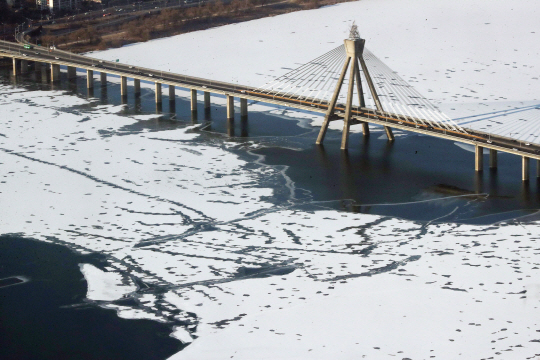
[{"x1": 36, "y1": 0, "x2": 79, "y2": 11}]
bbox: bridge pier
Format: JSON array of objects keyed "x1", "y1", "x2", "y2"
[
  {"x1": 100, "y1": 72, "x2": 107, "y2": 85},
  {"x1": 101, "y1": 82, "x2": 108, "y2": 103},
  {"x1": 67, "y1": 66, "x2": 76, "y2": 80},
  {"x1": 190, "y1": 89, "x2": 197, "y2": 114},
  {"x1": 318, "y1": 36, "x2": 396, "y2": 149},
  {"x1": 51, "y1": 64, "x2": 60, "y2": 82},
  {"x1": 134, "y1": 79, "x2": 140, "y2": 96},
  {"x1": 475, "y1": 145, "x2": 483, "y2": 172},
  {"x1": 340, "y1": 56, "x2": 357, "y2": 150},
  {"x1": 120, "y1": 76, "x2": 127, "y2": 96},
  {"x1": 204, "y1": 91, "x2": 211, "y2": 110},
  {"x1": 226, "y1": 95, "x2": 234, "y2": 120},
  {"x1": 86, "y1": 69, "x2": 94, "y2": 88},
  {"x1": 12, "y1": 58, "x2": 18, "y2": 76},
  {"x1": 317, "y1": 58, "x2": 350, "y2": 146},
  {"x1": 120, "y1": 76, "x2": 128, "y2": 104},
  {"x1": 489, "y1": 149, "x2": 497, "y2": 169},
  {"x1": 383, "y1": 123, "x2": 394, "y2": 141},
  {"x1": 168, "y1": 85, "x2": 176, "y2": 112},
  {"x1": 241, "y1": 116, "x2": 248, "y2": 137},
  {"x1": 20, "y1": 60, "x2": 28, "y2": 74},
  {"x1": 227, "y1": 118, "x2": 235, "y2": 137},
  {"x1": 359, "y1": 55, "x2": 394, "y2": 142},
  {"x1": 362, "y1": 122, "x2": 370, "y2": 136},
  {"x1": 40, "y1": 63, "x2": 48, "y2": 83},
  {"x1": 522, "y1": 156, "x2": 530, "y2": 182},
  {"x1": 240, "y1": 98, "x2": 248, "y2": 118},
  {"x1": 155, "y1": 82, "x2": 162, "y2": 103}
]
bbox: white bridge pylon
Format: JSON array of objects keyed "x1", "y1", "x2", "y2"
[{"x1": 256, "y1": 30, "x2": 467, "y2": 149}]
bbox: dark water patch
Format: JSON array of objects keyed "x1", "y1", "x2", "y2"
[
  {"x1": 235, "y1": 264, "x2": 296, "y2": 278},
  {"x1": 441, "y1": 286, "x2": 468, "y2": 292},
  {"x1": 0, "y1": 235, "x2": 183, "y2": 360},
  {"x1": 430, "y1": 183, "x2": 479, "y2": 197},
  {"x1": 210, "y1": 313, "x2": 246, "y2": 329},
  {"x1": 252, "y1": 130, "x2": 540, "y2": 224},
  {"x1": 324, "y1": 255, "x2": 422, "y2": 282}
]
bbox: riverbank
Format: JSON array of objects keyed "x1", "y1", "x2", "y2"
[{"x1": 39, "y1": 0, "x2": 352, "y2": 53}]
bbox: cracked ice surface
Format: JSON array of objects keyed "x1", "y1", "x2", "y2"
[{"x1": 0, "y1": 84, "x2": 539, "y2": 359}]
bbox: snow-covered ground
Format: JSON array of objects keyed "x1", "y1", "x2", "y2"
[{"x1": 1, "y1": 0, "x2": 540, "y2": 359}]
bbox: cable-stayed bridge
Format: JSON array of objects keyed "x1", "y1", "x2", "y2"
[{"x1": 2, "y1": 29, "x2": 540, "y2": 181}]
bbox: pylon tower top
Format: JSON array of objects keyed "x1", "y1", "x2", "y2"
[
  {"x1": 344, "y1": 21, "x2": 365, "y2": 57},
  {"x1": 348, "y1": 21, "x2": 361, "y2": 40}
]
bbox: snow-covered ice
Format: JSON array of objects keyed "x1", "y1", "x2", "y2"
[
  {"x1": 80, "y1": 263, "x2": 136, "y2": 301},
  {"x1": 1, "y1": 0, "x2": 540, "y2": 359}
]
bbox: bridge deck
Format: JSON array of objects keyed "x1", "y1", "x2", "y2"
[{"x1": 2, "y1": 40, "x2": 540, "y2": 161}]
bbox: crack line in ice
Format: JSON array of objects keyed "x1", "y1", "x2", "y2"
[{"x1": 0, "y1": 147, "x2": 208, "y2": 224}]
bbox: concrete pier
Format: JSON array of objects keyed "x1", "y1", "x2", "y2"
[
  {"x1": 522, "y1": 156, "x2": 530, "y2": 181},
  {"x1": 40, "y1": 64, "x2": 48, "y2": 83},
  {"x1": 51, "y1": 64, "x2": 60, "y2": 82},
  {"x1": 101, "y1": 84, "x2": 108, "y2": 103},
  {"x1": 240, "y1": 98, "x2": 248, "y2": 118},
  {"x1": 155, "y1": 82, "x2": 162, "y2": 103},
  {"x1": 120, "y1": 76, "x2": 127, "y2": 96},
  {"x1": 169, "y1": 86, "x2": 176, "y2": 113},
  {"x1": 489, "y1": 149, "x2": 497, "y2": 169},
  {"x1": 204, "y1": 91, "x2": 210, "y2": 110},
  {"x1": 190, "y1": 89, "x2": 197, "y2": 113},
  {"x1": 67, "y1": 66, "x2": 76, "y2": 80},
  {"x1": 134, "y1": 79, "x2": 140, "y2": 96},
  {"x1": 12, "y1": 58, "x2": 18, "y2": 75},
  {"x1": 226, "y1": 95, "x2": 234, "y2": 119},
  {"x1": 20, "y1": 60, "x2": 28, "y2": 74},
  {"x1": 475, "y1": 145, "x2": 483, "y2": 172},
  {"x1": 362, "y1": 122, "x2": 370, "y2": 136},
  {"x1": 100, "y1": 72, "x2": 107, "y2": 85},
  {"x1": 86, "y1": 69, "x2": 94, "y2": 88},
  {"x1": 241, "y1": 117, "x2": 248, "y2": 137},
  {"x1": 227, "y1": 118, "x2": 235, "y2": 137}
]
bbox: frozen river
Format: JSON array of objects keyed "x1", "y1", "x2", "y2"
[
  {"x1": 1, "y1": 0, "x2": 540, "y2": 359},
  {"x1": 0, "y1": 62, "x2": 539, "y2": 359}
]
